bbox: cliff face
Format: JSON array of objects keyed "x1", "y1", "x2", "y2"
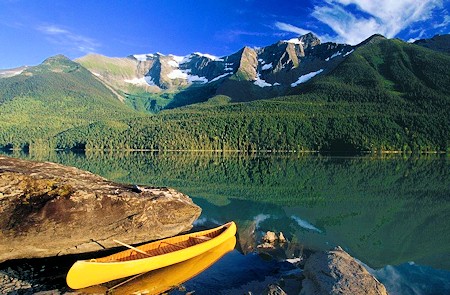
[{"x1": 0, "y1": 156, "x2": 201, "y2": 262}]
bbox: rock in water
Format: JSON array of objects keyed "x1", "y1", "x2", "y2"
[
  {"x1": 262, "y1": 231, "x2": 278, "y2": 243},
  {"x1": 264, "y1": 284, "x2": 287, "y2": 295},
  {"x1": 0, "y1": 156, "x2": 201, "y2": 262},
  {"x1": 278, "y1": 232, "x2": 286, "y2": 243},
  {"x1": 301, "y1": 246, "x2": 388, "y2": 295}
]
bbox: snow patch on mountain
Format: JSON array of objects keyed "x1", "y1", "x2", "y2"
[
  {"x1": 209, "y1": 72, "x2": 232, "y2": 83},
  {"x1": 325, "y1": 51, "x2": 342, "y2": 61},
  {"x1": 166, "y1": 68, "x2": 208, "y2": 84},
  {"x1": 133, "y1": 54, "x2": 154, "y2": 61},
  {"x1": 0, "y1": 68, "x2": 26, "y2": 77},
  {"x1": 254, "y1": 73, "x2": 272, "y2": 87},
  {"x1": 168, "y1": 60, "x2": 179, "y2": 67},
  {"x1": 284, "y1": 38, "x2": 303, "y2": 45},
  {"x1": 194, "y1": 52, "x2": 223, "y2": 61},
  {"x1": 188, "y1": 75, "x2": 208, "y2": 83},
  {"x1": 291, "y1": 69, "x2": 323, "y2": 87},
  {"x1": 167, "y1": 69, "x2": 187, "y2": 80},
  {"x1": 179, "y1": 55, "x2": 192, "y2": 64},
  {"x1": 261, "y1": 63, "x2": 273, "y2": 70},
  {"x1": 224, "y1": 62, "x2": 234, "y2": 72},
  {"x1": 343, "y1": 49, "x2": 354, "y2": 57},
  {"x1": 170, "y1": 55, "x2": 185, "y2": 63},
  {"x1": 124, "y1": 76, "x2": 156, "y2": 86}
]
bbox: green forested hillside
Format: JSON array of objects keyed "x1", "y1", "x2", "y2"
[
  {"x1": 0, "y1": 38, "x2": 449, "y2": 153},
  {"x1": 0, "y1": 55, "x2": 140, "y2": 150}
]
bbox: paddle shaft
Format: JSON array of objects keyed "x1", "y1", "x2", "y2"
[{"x1": 113, "y1": 239, "x2": 151, "y2": 257}]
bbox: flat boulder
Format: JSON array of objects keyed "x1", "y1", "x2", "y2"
[
  {"x1": 0, "y1": 156, "x2": 201, "y2": 262},
  {"x1": 301, "y1": 246, "x2": 388, "y2": 295}
]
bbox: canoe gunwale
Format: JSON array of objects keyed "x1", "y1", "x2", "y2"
[
  {"x1": 94, "y1": 221, "x2": 232, "y2": 263},
  {"x1": 66, "y1": 221, "x2": 237, "y2": 289}
]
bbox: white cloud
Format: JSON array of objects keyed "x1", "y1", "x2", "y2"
[
  {"x1": 274, "y1": 21, "x2": 334, "y2": 43},
  {"x1": 37, "y1": 24, "x2": 100, "y2": 54},
  {"x1": 434, "y1": 14, "x2": 450, "y2": 28},
  {"x1": 407, "y1": 28, "x2": 427, "y2": 42},
  {"x1": 311, "y1": 0, "x2": 443, "y2": 44},
  {"x1": 312, "y1": 5, "x2": 380, "y2": 44},
  {"x1": 274, "y1": 21, "x2": 311, "y2": 35}
]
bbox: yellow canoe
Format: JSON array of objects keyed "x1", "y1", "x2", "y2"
[
  {"x1": 94, "y1": 236, "x2": 236, "y2": 295},
  {"x1": 66, "y1": 221, "x2": 237, "y2": 289}
]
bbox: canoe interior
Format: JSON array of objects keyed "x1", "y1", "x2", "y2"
[{"x1": 95, "y1": 223, "x2": 229, "y2": 263}]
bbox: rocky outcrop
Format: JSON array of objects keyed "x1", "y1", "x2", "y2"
[
  {"x1": 301, "y1": 246, "x2": 388, "y2": 295},
  {"x1": 0, "y1": 156, "x2": 201, "y2": 263},
  {"x1": 234, "y1": 46, "x2": 258, "y2": 81}
]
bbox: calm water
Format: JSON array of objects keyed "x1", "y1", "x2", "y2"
[{"x1": 3, "y1": 151, "x2": 450, "y2": 294}]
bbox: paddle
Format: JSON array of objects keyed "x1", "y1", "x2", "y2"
[{"x1": 113, "y1": 239, "x2": 152, "y2": 257}]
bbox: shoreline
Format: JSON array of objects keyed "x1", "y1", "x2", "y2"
[{"x1": 2, "y1": 147, "x2": 448, "y2": 155}]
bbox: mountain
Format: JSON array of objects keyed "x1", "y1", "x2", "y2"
[
  {"x1": 1, "y1": 34, "x2": 449, "y2": 152},
  {"x1": 414, "y1": 34, "x2": 450, "y2": 54},
  {"x1": 77, "y1": 33, "x2": 354, "y2": 110},
  {"x1": 62, "y1": 35, "x2": 450, "y2": 152},
  {"x1": 0, "y1": 66, "x2": 29, "y2": 78},
  {"x1": 0, "y1": 55, "x2": 138, "y2": 150}
]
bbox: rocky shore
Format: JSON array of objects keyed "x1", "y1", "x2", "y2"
[
  {"x1": 0, "y1": 231, "x2": 389, "y2": 295},
  {"x1": 257, "y1": 231, "x2": 388, "y2": 295},
  {"x1": 1, "y1": 269, "x2": 33, "y2": 294}
]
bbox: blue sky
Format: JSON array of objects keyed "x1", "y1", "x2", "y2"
[{"x1": 0, "y1": 0, "x2": 449, "y2": 69}]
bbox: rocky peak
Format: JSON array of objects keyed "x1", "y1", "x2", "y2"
[
  {"x1": 78, "y1": 32, "x2": 355, "y2": 101},
  {"x1": 37, "y1": 54, "x2": 80, "y2": 73},
  {"x1": 232, "y1": 46, "x2": 258, "y2": 81},
  {"x1": 299, "y1": 33, "x2": 321, "y2": 49},
  {"x1": 43, "y1": 54, "x2": 72, "y2": 64}
]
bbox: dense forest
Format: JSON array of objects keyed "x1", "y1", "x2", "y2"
[{"x1": 0, "y1": 38, "x2": 449, "y2": 153}]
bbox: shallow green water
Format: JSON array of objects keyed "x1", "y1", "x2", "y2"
[{"x1": 4, "y1": 151, "x2": 450, "y2": 293}]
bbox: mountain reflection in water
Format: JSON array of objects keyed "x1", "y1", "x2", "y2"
[{"x1": 3, "y1": 150, "x2": 450, "y2": 294}]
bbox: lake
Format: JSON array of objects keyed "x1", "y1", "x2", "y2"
[{"x1": 2, "y1": 151, "x2": 450, "y2": 294}]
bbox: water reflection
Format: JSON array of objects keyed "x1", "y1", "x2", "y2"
[
  {"x1": 290, "y1": 215, "x2": 322, "y2": 233},
  {"x1": 3, "y1": 150, "x2": 449, "y2": 272}
]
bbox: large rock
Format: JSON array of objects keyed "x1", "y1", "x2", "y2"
[
  {"x1": 0, "y1": 156, "x2": 201, "y2": 262},
  {"x1": 301, "y1": 246, "x2": 388, "y2": 295}
]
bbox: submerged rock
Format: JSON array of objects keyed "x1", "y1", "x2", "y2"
[
  {"x1": 301, "y1": 246, "x2": 388, "y2": 295},
  {"x1": 0, "y1": 156, "x2": 201, "y2": 262},
  {"x1": 264, "y1": 283, "x2": 288, "y2": 295}
]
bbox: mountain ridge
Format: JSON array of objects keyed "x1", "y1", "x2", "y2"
[
  {"x1": 0, "y1": 33, "x2": 449, "y2": 152},
  {"x1": 75, "y1": 32, "x2": 356, "y2": 109}
]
